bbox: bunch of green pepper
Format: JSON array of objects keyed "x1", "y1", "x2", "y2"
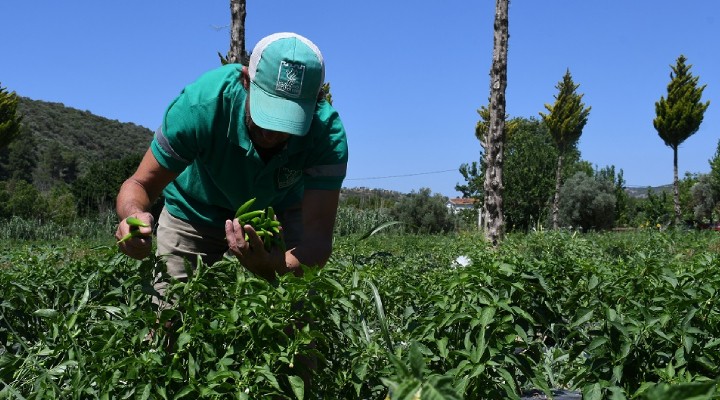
[{"x1": 234, "y1": 198, "x2": 285, "y2": 252}]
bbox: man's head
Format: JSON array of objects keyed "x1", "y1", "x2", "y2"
[{"x1": 245, "y1": 32, "x2": 325, "y2": 137}]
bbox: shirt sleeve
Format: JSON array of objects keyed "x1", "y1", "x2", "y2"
[
  {"x1": 303, "y1": 102, "x2": 349, "y2": 190},
  {"x1": 150, "y1": 89, "x2": 211, "y2": 173}
]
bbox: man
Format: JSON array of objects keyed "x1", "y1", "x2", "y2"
[{"x1": 115, "y1": 32, "x2": 348, "y2": 290}]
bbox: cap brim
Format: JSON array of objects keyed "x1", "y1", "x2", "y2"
[{"x1": 249, "y1": 81, "x2": 314, "y2": 136}]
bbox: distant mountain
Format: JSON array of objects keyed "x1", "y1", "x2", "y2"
[
  {"x1": 625, "y1": 184, "x2": 673, "y2": 199},
  {"x1": 15, "y1": 96, "x2": 153, "y2": 173}
]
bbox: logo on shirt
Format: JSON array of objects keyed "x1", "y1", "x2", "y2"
[
  {"x1": 275, "y1": 61, "x2": 305, "y2": 98},
  {"x1": 277, "y1": 167, "x2": 302, "y2": 189}
]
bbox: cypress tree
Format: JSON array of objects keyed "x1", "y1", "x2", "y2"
[
  {"x1": 653, "y1": 55, "x2": 710, "y2": 225},
  {"x1": 540, "y1": 70, "x2": 591, "y2": 229}
]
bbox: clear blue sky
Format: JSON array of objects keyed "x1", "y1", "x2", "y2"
[{"x1": 2, "y1": 1, "x2": 718, "y2": 197}]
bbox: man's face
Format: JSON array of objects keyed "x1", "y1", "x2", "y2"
[{"x1": 244, "y1": 95, "x2": 291, "y2": 150}]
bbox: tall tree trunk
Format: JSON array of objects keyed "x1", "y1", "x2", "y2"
[
  {"x1": 228, "y1": 0, "x2": 247, "y2": 64},
  {"x1": 483, "y1": 0, "x2": 509, "y2": 246},
  {"x1": 552, "y1": 153, "x2": 563, "y2": 229},
  {"x1": 673, "y1": 146, "x2": 681, "y2": 225}
]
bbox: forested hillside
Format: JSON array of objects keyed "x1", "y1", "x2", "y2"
[
  {"x1": 0, "y1": 96, "x2": 154, "y2": 219},
  {"x1": 16, "y1": 96, "x2": 153, "y2": 172}
]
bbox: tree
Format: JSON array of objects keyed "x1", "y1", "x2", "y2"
[
  {"x1": 678, "y1": 172, "x2": 700, "y2": 224},
  {"x1": 540, "y1": 70, "x2": 591, "y2": 229},
  {"x1": 0, "y1": 83, "x2": 23, "y2": 151},
  {"x1": 219, "y1": 0, "x2": 249, "y2": 65},
  {"x1": 706, "y1": 140, "x2": 720, "y2": 216},
  {"x1": 1, "y1": 131, "x2": 37, "y2": 183},
  {"x1": 653, "y1": 55, "x2": 710, "y2": 225},
  {"x1": 456, "y1": 161, "x2": 481, "y2": 199},
  {"x1": 72, "y1": 154, "x2": 143, "y2": 215},
  {"x1": 390, "y1": 188, "x2": 453, "y2": 234},
  {"x1": 481, "y1": 0, "x2": 510, "y2": 246},
  {"x1": 595, "y1": 165, "x2": 629, "y2": 226},
  {"x1": 46, "y1": 184, "x2": 77, "y2": 225},
  {"x1": 321, "y1": 82, "x2": 334, "y2": 106},
  {"x1": 690, "y1": 174, "x2": 715, "y2": 224},
  {"x1": 643, "y1": 190, "x2": 673, "y2": 227},
  {"x1": 501, "y1": 118, "x2": 558, "y2": 231},
  {"x1": 558, "y1": 172, "x2": 616, "y2": 232},
  {"x1": 34, "y1": 142, "x2": 79, "y2": 191},
  {"x1": 459, "y1": 117, "x2": 586, "y2": 232},
  {"x1": 0, "y1": 179, "x2": 47, "y2": 220},
  {"x1": 228, "y1": 0, "x2": 248, "y2": 65}
]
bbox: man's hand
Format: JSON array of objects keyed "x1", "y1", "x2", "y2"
[
  {"x1": 225, "y1": 218, "x2": 286, "y2": 280},
  {"x1": 115, "y1": 213, "x2": 154, "y2": 260}
]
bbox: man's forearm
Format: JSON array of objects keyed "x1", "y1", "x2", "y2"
[{"x1": 116, "y1": 178, "x2": 155, "y2": 219}]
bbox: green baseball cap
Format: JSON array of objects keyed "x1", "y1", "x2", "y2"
[{"x1": 248, "y1": 32, "x2": 325, "y2": 136}]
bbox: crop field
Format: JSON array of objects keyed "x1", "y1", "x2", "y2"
[{"x1": 1, "y1": 229, "x2": 719, "y2": 399}]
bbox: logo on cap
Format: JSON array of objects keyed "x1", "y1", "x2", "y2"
[{"x1": 275, "y1": 61, "x2": 305, "y2": 98}]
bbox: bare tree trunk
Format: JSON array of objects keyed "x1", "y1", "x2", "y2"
[
  {"x1": 483, "y1": 0, "x2": 509, "y2": 246},
  {"x1": 673, "y1": 146, "x2": 681, "y2": 226},
  {"x1": 552, "y1": 153, "x2": 563, "y2": 229},
  {"x1": 228, "y1": 0, "x2": 247, "y2": 64}
]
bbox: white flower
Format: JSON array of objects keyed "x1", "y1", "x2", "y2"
[{"x1": 452, "y1": 255, "x2": 471, "y2": 268}]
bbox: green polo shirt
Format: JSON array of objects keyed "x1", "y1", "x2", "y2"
[{"x1": 150, "y1": 64, "x2": 348, "y2": 228}]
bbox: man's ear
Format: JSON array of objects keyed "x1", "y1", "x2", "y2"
[{"x1": 241, "y1": 66, "x2": 250, "y2": 89}]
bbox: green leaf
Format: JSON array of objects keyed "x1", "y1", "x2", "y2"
[
  {"x1": 359, "y1": 221, "x2": 404, "y2": 240},
  {"x1": 569, "y1": 308, "x2": 594, "y2": 329},
  {"x1": 353, "y1": 359, "x2": 368, "y2": 381},
  {"x1": 586, "y1": 336, "x2": 608, "y2": 352},
  {"x1": 139, "y1": 384, "x2": 151, "y2": 400},
  {"x1": 368, "y1": 280, "x2": 393, "y2": 351},
  {"x1": 643, "y1": 381, "x2": 717, "y2": 400},
  {"x1": 48, "y1": 360, "x2": 78, "y2": 376},
  {"x1": 230, "y1": 306, "x2": 239, "y2": 323},
  {"x1": 33, "y1": 308, "x2": 58, "y2": 318},
  {"x1": 588, "y1": 274, "x2": 599, "y2": 290},
  {"x1": 288, "y1": 375, "x2": 305, "y2": 400},
  {"x1": 681, "y1": 307, "x2": 698, "y2": 329},
  {"x1": 583, "y1": 383, "x2": 602, "y2": 400},
  {"x1": 472, "y1": 327, "x2": 487, "y2": 364},
  {"x1": 479, "y1": 306, "x2": 496, "y2": 327},
  {"x1": 422, "y1": 375, "x2": 463, "y2": 400},
  {"x1": 188, "y1": 353, "x2": 196, "y2": 381},
  {"x1": 77, "y1": 273, "x2": 95, "y2": 311},
  {"x1": 257, "y1": 367, "x2": 280, "y2": 390},
  {"x1": 174, "y1": 385, "x2": 195, "y2": 399},
  {"x1": 497, "y1": 367, "x2": 517, "y2": 394},
  {"x1": 683, "y1": 334, "x2": 695, "y2": 354},
  {"x1": 176, "y1": 332, "x2": 192, "y2": 349},
  {"x1": 408, "y1": 342, "x2": 426, "y2": 380},
  {"x1": 436, "y1": 337, "x2": 449, "y2": 359}
]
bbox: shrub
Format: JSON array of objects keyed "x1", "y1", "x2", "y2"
[
  {"x1": 390, "y1": 188, "x2": 454, "y2": 234},
  {"x1": 558, "y1": 172, "x2": 616, "y2": 231}
]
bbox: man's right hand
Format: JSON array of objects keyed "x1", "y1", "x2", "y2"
[{"x1": 115, "y1": 212, "x2": 154, "y2": 259}]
